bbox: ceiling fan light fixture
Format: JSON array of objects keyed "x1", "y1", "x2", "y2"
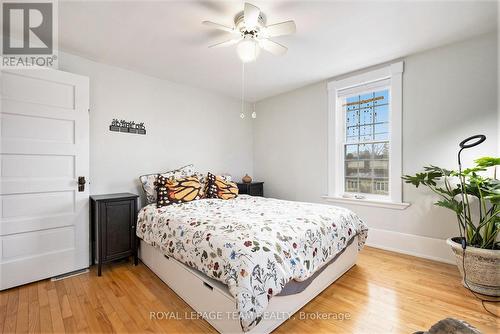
[
  {"x1": 237, "y1": 38, "x2": 260, "y2": 63},
  {"x1": 203, "y1": 3, "x2": 295, "y2": 62}
]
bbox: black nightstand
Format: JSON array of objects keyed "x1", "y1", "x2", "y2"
[
  {"x1": 90, "y1": 193, "x2": 139, "y2": 276},
  {"x1": 237, "y1": 182, "x2": 264, "y2": 197}
]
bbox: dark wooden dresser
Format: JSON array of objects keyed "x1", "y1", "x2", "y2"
[
  {"x1": 237, "y1": 182, "x2": 264, "y2": 197},
  {"x1": 90, "y1": 193, "x2": 139, "y2": 276}
]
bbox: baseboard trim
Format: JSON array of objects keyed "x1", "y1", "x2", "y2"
[{"x1": 365, "y1": 228, "x2": 456, "y2": 264}]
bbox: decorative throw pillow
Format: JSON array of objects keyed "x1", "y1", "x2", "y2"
[
  {"x1": 156, "y1": 175, "x2": 202, "y2": 207},
  {"x1": 205, "y1": 172, "x2": 238, "y2": 200},
  {"x1": 139, "y1": 164, "x2": 195, "y2": 204},
  {"x1": 198, "y1": 172, "x2": 232, "y2": 197},
  {"x1": 204, "y1": 172, "x2": 218, "y2": 198}
]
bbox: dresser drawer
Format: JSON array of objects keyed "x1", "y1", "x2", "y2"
[{"x1": 139, "y1": 240, "x2": 241, "y2": 333}]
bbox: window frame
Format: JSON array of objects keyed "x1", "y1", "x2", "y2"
[{"x1": 326, "y1": 61, "x2": 406, "y2": 207}]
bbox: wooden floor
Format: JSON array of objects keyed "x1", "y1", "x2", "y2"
[{"x1": 1, "y1": 247, "x2": 498, "y2": 334}]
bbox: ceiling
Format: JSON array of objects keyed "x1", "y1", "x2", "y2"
[{"x1": 58, "y1": 1, "x2": 498, "y2": 102}]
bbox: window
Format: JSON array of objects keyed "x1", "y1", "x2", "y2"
[
  {"x1": 343, "y1": 87, "x2": 390, "y2": 196},
  {"x1": 326, "y1": 62, "x2": 407, "y2": 208}
]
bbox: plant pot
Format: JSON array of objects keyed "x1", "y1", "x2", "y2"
[{"x1": 447, "y1": 237, "x2": 500, "y2": 296}]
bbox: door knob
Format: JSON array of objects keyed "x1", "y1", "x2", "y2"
[{"x1": 78, "y1": 176, "x2": 86, "y2": 192}]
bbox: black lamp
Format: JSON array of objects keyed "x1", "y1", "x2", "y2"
[{"x1": 457, "y1": 134, "x2": 486, "y2": 249}]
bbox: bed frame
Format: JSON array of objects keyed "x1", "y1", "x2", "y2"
[{"x1": 139, "y1": 237, "x2": 359, "y2": 334}]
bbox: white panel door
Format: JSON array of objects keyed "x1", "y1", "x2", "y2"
[{"x1": 0, "y1": 69, "x2": 90, "y2": 290}]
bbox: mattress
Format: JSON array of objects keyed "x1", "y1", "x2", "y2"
[{"x1": 137, "y1": 195, "x2": 368, "y2": 332}]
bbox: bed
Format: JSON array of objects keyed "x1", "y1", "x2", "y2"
[{"x1": 136, "y1": 195, "x2": 368, "y2": 333}]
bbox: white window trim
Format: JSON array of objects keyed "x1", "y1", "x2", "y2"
[{"x1": 325, "y1": 61, "x2": 410, "y2": 209}]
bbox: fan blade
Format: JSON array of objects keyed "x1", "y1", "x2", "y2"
[
  {"x1": 259, "y1": 39, "x2": 287, "y2": 55},
  {"x1": 244, "y1": 3, "x2": 260, "y2": 29},
  {"x1": 208, "y1": 38, "x2": 241, "y2": 48},
  {"x1": 265, "y1": 20, "x2": 296, "y2": 37},
  {"x1": 202, "y1": 21, "x2": 235, "y2": 33}
]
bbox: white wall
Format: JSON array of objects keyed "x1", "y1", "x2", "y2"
[
  {"x1": 253, "y1": 33, "x2": 498, "y2": 261},
  {"x1": 59, "y1": 52, "x2": 253, "y2": 202}
]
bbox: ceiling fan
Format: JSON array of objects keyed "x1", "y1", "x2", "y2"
[{"x1": 203, "y1": 2, "x2": 296, "y2": 63}]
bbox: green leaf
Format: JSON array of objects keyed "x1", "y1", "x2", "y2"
[
  {"x1": 402, "y1": 173, "x2": 427, "y2": 187},
  {"x1": 435, "y1": 199, "x2": 463, "y2": 214},
  {"x1": 462, "y1": 167, "x2": 487, "y2": 175},
  {"x1": 484, "y1": 193, "x2": 500, "y2": 205},
  {"x1": 475, "y1": 156, "x2": 500, "y2": 168}
]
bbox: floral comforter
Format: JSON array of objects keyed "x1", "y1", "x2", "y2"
[{"x1": 137, "y1": 195, "x2": 368, "y2": 331}]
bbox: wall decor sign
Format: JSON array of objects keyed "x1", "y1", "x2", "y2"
[{"x1": 109, "y1": 119, "x2": 146, "y2": 135}]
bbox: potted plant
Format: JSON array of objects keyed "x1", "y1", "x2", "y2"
[{"x1": 403, "y1": 156, "x2": 499, "y2": 296}]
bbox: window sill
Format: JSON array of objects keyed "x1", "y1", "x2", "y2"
[{"x1": 321, "y1": 195, "x2": 410, "y2": 210}]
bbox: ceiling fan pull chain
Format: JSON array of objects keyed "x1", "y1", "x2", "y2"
[{"x1": 240, "y1": 62, "x2": 245, "y2": 119}]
